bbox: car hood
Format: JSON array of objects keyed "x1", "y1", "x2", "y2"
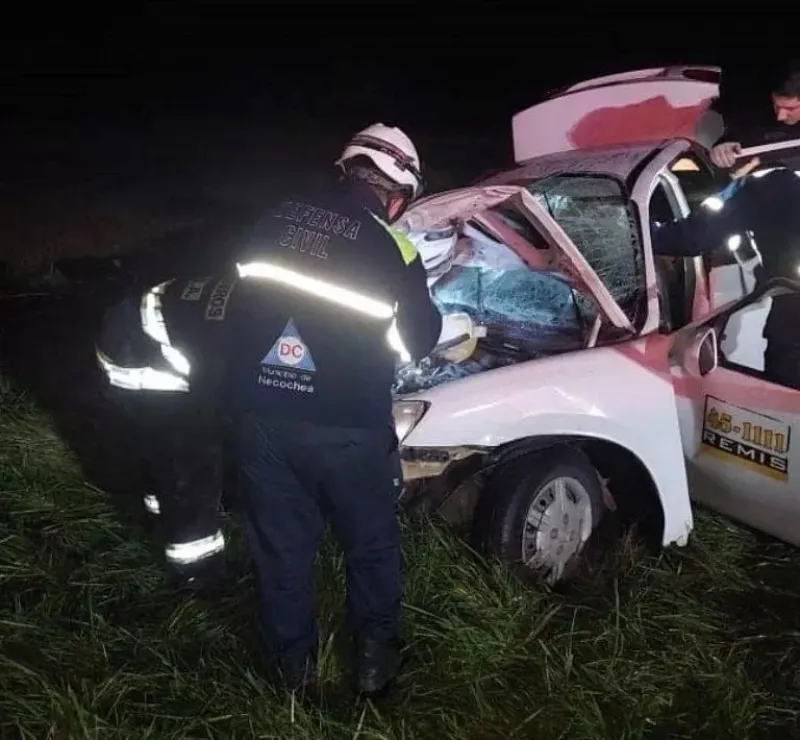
[{"x1": 393, "y1": 185, "x2": 617, "y2": 397}]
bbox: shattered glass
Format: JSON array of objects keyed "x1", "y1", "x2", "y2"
[
  {"x1": 392, "y1": 178, "x2": 644, "y2": 396},
  {"x1": 528, "y1": 175, "x2": 644, "y2": 325},
  {"x1": 392, "y1": 237, "x2": 585, "y2": 395},
  {"x1": 431, "y1": 265, "x2": 580, "y2": 330}
]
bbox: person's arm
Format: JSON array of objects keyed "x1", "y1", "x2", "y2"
[
  {"x1": 395, "y1": 253, "x2": 443, "y2": 362},
  {"x1": 710, "y1": 101, "x2": 786, "y2": 169},
  {"x1": 651, "y1": 189, "x2": 748, "y2": 258},
  {"x1": 376, "y1": 220, "x2": 442, "y2": 361}
]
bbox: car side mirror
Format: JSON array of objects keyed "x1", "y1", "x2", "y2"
[{"x1": 684, "y1": 327, "x2": 718, "y2": 377}]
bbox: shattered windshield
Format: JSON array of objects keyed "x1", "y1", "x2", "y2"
[
  {"x1": 425, "y1": 208, "x2": 585, "y2": 345},
  {"x1": 394, "y1": 205, "x2": 588, "y2": 395},
  {"x1": 527, "y1": 175, "x2": 645, "y2": 327}
]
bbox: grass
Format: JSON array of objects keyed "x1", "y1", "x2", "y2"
[{"x1": 2, "y1": 373, "x2": 800, "y2": 739}]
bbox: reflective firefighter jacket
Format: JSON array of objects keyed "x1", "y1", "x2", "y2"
[
  {"x1": 96, "y1": 178, "x2": 443, "y2": 430},
  {"x1": 226, "y1": 178, "x2": 442, "y2": 429}
]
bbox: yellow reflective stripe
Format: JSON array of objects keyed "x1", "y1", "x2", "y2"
[
  {"x1": 139, "y1": 280, "x2": 191, "y2": 376},
  {"x1": 165, "y1": 531, "x2": 226, "y2": 563},
  {"x1": 370, "y1": 212, "x2": 418, "y2": 266}
]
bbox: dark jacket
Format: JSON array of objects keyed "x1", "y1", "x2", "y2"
[
  {"x1": 652, "y1": 168, "x2": 800, "y2": 345},
  {"x1": 651, "y1": 179, "x2": 748, "y2": 259},
  {"x1": 220, "y1": 177, "x2": 442, "y2": 429},
  {"x1": 711, "y1": 90, "x2": 800, "y2": 170},
  {"x1": 98, "y1": 177, "x2": 443, "y2": 429}
]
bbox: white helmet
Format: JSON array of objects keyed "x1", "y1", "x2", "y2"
[{"x1": 336, "y1": 123, "x2": 423, "y2": 198}]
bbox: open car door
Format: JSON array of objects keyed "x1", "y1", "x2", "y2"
[{"x1": 669, "y1": 279, "x2": 800, "y2": 546}]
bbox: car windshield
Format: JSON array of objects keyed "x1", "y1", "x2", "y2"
[
  {"x1": 394, "y1": 196, "x2": 615, "y2": 395},
  {"x1": 527, "y1": 174, "x2": 645, "y2": 327}
]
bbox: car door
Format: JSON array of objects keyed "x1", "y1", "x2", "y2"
[
  {"x1": 661, "y1": 149, "x2": 763, "y2": 315},
  {"x1": 669, "y1": 280, "x2": 800, "y2": 546}
]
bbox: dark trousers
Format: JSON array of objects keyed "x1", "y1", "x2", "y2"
[
  {"x1": 235, "y1": 413, "x2": 402, "y2": 661},
  {"x1": 112, "y1": 388, "x2": 225, "y2": 569},
  {"x1": 148, "y1": 420, "x2": 224, "y2": 552}
]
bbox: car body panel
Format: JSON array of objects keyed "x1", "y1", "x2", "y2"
[
  {"x1": 402, "y1": 337, "x2": 693, "y2": 548},
  {"x1": 669, "y1": 282, "x2": 800, "y2": 546},
  {"x1": 511, "y1": 66, "x2": 722, "y2": 164},
  {"x1": 628, "y1": 139, "x2": 692, "y2": 334},
  {"x1": 485, "y1": 142, "x2": 660, "y2": 185}
]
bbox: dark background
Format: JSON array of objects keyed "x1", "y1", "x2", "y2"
[{"x1": 0, "y1": 5, "x2": 790, "y2": 268}]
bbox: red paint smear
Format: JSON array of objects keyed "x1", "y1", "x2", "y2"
[
  {"x1": 615, "y1": 336, "x2": 800, "y2": 414},
  {"x1": 569, "y1": 96, "x2": 711, "y2": 149}
]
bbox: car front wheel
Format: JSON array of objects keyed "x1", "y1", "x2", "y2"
[{"x1": 478, "y1": 446, "x2": 605, "y2": 585}]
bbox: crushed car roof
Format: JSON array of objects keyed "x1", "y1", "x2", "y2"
[
  {"x1": 398, "y1": 185, "x2": 524, "y2": 232},
  {"x1": 481, "y1": 142, "x2": 663, "y2": 185}
]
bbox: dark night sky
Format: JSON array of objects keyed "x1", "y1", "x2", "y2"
[
  {"x1": 1, "y1": 6, "x2": 787, "y2": 135},
  {"x1": 0, "y1": 3, "x2": 794, "y2": 204},
  {"x1": 0, "y1": 4, "x2": 794, "y2": 266}
]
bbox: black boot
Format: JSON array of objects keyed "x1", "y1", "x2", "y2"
[{"x1": 355, "y1": 638, "x2": 401, "y2": 696}]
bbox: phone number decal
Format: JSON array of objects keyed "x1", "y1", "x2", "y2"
[{"x1": 701, "y1": 395, "x2": 790, "y2": 481}]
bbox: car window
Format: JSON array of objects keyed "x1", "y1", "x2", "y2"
[
  {"x1": 718, "y1": 294, "x2": 772, "y2": 377},
  {"x1": 649, "y1": 181, "x2": 676, "y2": 233},
  {"x1": 526, "y1": 175, "x2": 645, "y2": 328},
  {"x1": 432, "y1": 264, "x2": 582, "y2": 331},
  {"x1": 649, "y1": 181, "x2": 692, "y2": 330},
  {"x1": 395, "y1": 220, "x2": 588, "y2": 395},
  {"x1": 668, "y1": 153, "x2": 716, "y2": 213}
]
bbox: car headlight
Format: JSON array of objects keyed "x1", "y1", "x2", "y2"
[{"x1": 392, "y1": 400, "x2": 429, "y2": 443}]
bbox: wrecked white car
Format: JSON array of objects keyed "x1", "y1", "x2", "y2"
[{"x1": 389, "y1": 66, "x2": 800, "y2": 584}]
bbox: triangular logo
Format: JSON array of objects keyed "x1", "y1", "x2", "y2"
[{"x1": 260, "y1": 318, "x2": 316, "y2": 372}]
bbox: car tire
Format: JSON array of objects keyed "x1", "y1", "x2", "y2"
[{"x1": 477, "y1": 446, "x2": 605, "y2": 585}]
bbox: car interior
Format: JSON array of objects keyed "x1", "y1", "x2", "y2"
[{"x1": 648, "y1": 152, "x2": 726, "y2": 333}]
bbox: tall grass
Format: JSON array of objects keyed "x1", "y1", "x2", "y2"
[{"x1": 1, "y1": 375, "x2": 799, "y2": 739}]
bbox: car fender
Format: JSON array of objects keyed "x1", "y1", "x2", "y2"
[{"x1": 402, "y1": 342, "x2": 693, "y2": 548}]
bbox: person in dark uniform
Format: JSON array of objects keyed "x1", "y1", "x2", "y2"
[
  {"x1": 95, "y1": 272, "x2": 236, "y2": 594},
  {"x1": 676, "y1": 59, "x2": 800, "y2": 387},
  {"x1": 222, "y1": 123, "x2": 442, "y2": 697},
  {"x1": 652, "y1": 161, "x2": 800, "y2": 389},
  {"x1": 710, "y1": 59, "x2": 800, "y2": 169}
]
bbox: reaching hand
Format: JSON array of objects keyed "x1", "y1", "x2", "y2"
[{"x1": 710, "y1": 141, "x2": 742, "y2": 168}]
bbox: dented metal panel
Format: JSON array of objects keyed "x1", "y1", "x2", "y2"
[
  {"x1": 512, "y1": 67, "x2": 722, "y2": 163},
  {"x1": 482, "y1": 143, "x2": 659, "y2": 185}
]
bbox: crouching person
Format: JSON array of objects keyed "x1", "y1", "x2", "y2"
[{"x1": 95, "y1": 275, "x2": 232, "y2": 594}]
